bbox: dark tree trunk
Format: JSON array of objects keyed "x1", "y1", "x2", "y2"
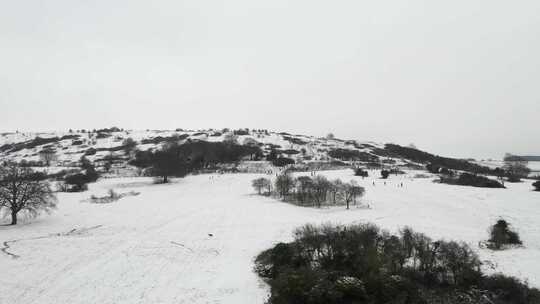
[{"x1": 11, "y1": 210, "x2": 18, "y2": 225}]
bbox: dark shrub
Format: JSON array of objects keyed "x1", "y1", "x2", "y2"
[
  {"x1": 381, "y1": 170, "x2": 390, "y2": 179},
  {"x1": 426, "y1": 163, "x2": 440, "y2": 174},
  {"x1": 96, "y1": 132, "x2": 111, "y2": 139},
  {"x1": 80, "y1": 156, "x2": 99, "y2": 182},
  {"x1": 488, "y1": 219, "x2": 522, "y2": 250},
  {"x1": 122, "y1": 137, "x2": 137, "y2": 153},
  {"x1": 281, "y1": 149, "x2": 300, "y2": 155},
  {"x1": 354, "y1": 168, "x2": 369, "y2": 177},
  {"x1": 64, "y1": 173, "x2": 90, "y2": 191},
  {"x1": 140, "y1": 134, "x2": 188, "y2": 145},
  {"x1": 533, "y1": 181, "x2": 540, "y2": 191},
  {"x1": 60, "y1": 134, "x2": 80, "y2": 140},
  {"x1": 273, "y1": 157, "x2": 295, "y2": 167},
  {"x1": 365, "y1": 162, "x2": 382, "y2": 169},
  {"x1": 0, "y1": 144, "x2": 13, "y2": 152},
  {"x1": 266, "y1": 149, "x2": 278, "y2": 162},
  {"x1": 85, "y1": 148, "x2": 97, "y2": 155},
  {"x1": 233, "y1": 129, "x2": 249, "y2": 135},
  {"x1": 385, "y1": 144, "x2": 498, "y2": 175},
  {"x1": 440, "y1": 167, "x2": 454, "y2": 175},
  {"x1": 457, "y1": 173, "x2": 504, "y2": 188},
  {"x1": 7, "y1": 136, "x2": 60, "y2": 153},
  {"x1": 328, "y1": 149, "x2": 379, "y2": 162},
  {"x1": 441, "y1": 173, "x2": 505, "y2": 188},
  {"x1": 282, "y1": 136, "x2": 308, "y2": 145},
  {"x1": 481, "y1": 274, "x2": 540, "y2": 304},
  {"x1": 508, "y1": 175, "x2": 522, "y2": 183},
  {"x1": 96, "y1": 127, "x2": 121, "y2": 133}
]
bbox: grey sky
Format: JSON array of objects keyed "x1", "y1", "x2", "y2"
[{"x1": 1, "y1": 1, "x2": 539, "y2": 159}]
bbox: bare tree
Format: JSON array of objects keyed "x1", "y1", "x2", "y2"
[
  {"x1": 275, "y1": 172, "x2": 295, "y2": 198},
  {"x1": 329, "y1": 179, "x2": 344, "y2": 204},
  {"x1": 295, "y1": 176, "x2": 314, "y2": 205},
  {"x1": 503, "y1": 154, "x2": 530, "y2": 182},
  {"x1": 252, "y1": 177, "x2": 272, "y2": 195},
  {"x1": 0, "y1": 164, "x2": 57, "y2": 225},
  {"x1": 312, "y1": 175, "x2": 331, "y2": 208},
  {"x1": 39, "y1": 148, "x2": 57, "y2": 166},
  {"x1": 344, "y1": 181, "x2": 365, "y2": 210}
]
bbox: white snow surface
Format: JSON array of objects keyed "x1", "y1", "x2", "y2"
[{"x1": 1, "y1": 170, "x2": 540, "y2": 304}]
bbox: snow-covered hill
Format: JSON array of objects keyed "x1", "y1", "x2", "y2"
[{"x1": 0, "y1": 128, "x2": 410, "y2": 173}]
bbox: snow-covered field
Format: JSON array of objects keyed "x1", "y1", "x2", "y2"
[{"x1": 1, "y1": 170, "x2": 539, "y2": 304}]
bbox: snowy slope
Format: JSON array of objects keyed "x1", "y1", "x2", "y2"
[
  {"x1": 1, "y1": 169, "x2": 539, "y2": 304},
  {"x1": 0, "y1": 129, "x2": 394, "y2": 171}
]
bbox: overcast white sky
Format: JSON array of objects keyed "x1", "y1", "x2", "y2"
[{"x1": 1, "y1": 1, "x2": 539, "y2": 159}]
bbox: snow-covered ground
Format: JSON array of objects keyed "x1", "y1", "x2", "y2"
[{"x1": 1, "y1": 170, "x2": 539, "y2": 304}]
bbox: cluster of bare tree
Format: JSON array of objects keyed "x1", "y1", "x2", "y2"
[
  {"x1": 502, "y1": 155, "x2": 531, "y2": 182},
  {"x1": 252, "y1": 173, "x2": 365, "y2": 209},
  {"x1": 0, "y1": 163, "x2": 56, "y2": 225}
]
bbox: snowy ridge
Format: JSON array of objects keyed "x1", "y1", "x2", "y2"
[{"x1": 0, "y1": 129, "x2": 398, "y2": 170}]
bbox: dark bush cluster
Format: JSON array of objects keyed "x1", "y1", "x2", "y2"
[
  {"x1": 131, "y1": 141, "x2": 263, "y2": 182},
  {"x1": 440, "y1": 173, "x2": 505, "y2": 188},
  {"x1": 280, "y1": 149, "x2": 300, "y2": 155},
  {"x1": 1, "y1": 136, "x2": 61, "y2": 153},
  {"x1": 122, "y1": 137, "x2": 137, "y2": 153},
  {"x1": 96, "y1": 132, "x2": 111, "y2": 139},
  {"x1": 256, "y1": 223, "x2": 540, "y2": 304},
  {"x1": 62, "y1": 157, "x2": 99, "y2": 191},
  {"x1": 253, "y1": 174, "x2": 364, "y2": 209},
  {"x1": 533, "y1": 181, "x2": 540, "y2": 191},
  {"x1": 328, "y1": 149, "x2": 379, "y2": 162},
  {"x1": 85, "y1": 148, "x2": 97, "y2": 155},
  {"x1": 487, "y1": 219, "x2": 522, "y2": 250},
  {"x1": 282, "y1": 135, "x2": 308, "y2": 145},
  {"x1": 426, "y1": 163, "x2": 454, "y2": 175},
  {"x1": 140, "y1": 134, "x2": 189, "y2": 145},
  {"x1": 272, "y1": 157, "x2": 295, "y2": 167},
  {"x1": 233, "y1": 128, "x2": 250, "y2": 135},
  {"x1": 353, "y1": 168, "x2": 369, "y2": 177},
  {"x1": 60, "y1": 134, "x2": 80, "y2": 140},
  {"x1": 18, "y1": 159, "x2": 45, "y2": 167},
  {"x1": 388, "y1": 168, "x2": 406, "y2": 175},
  {"x1": 385, "y1": 144, "x2": 499, "y2": 175},
  {"x1": 95, "y1": 127, "x2": 122, "y2": 133}
]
